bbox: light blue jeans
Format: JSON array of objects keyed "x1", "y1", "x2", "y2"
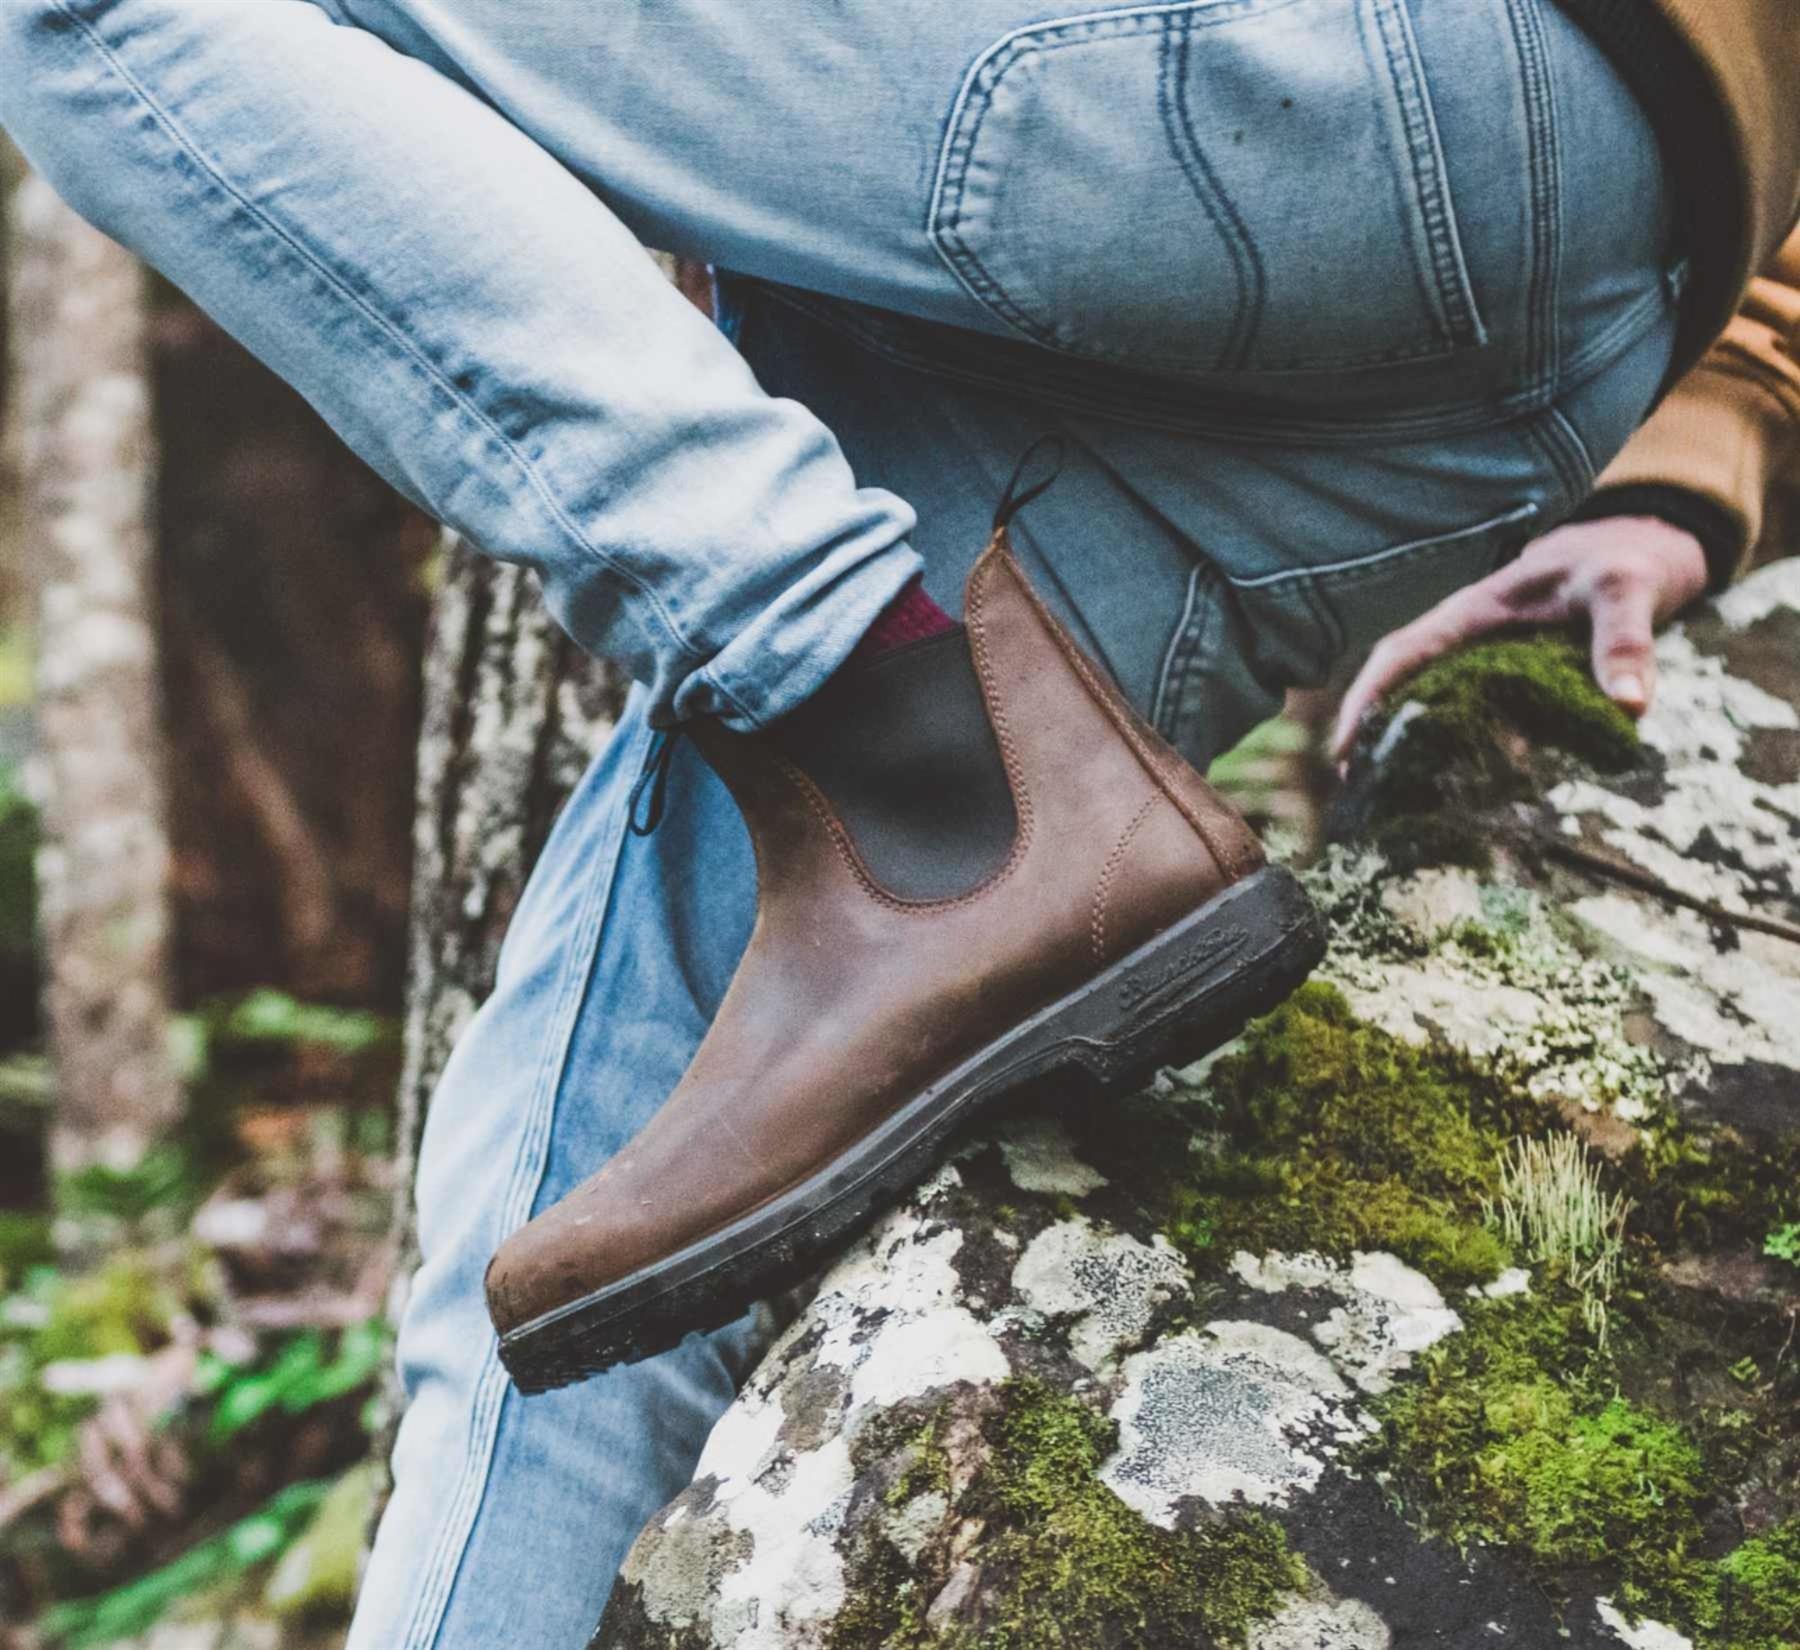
[{"x1": 0, "y1": 0, "x2": 1682, "y2": 1643}]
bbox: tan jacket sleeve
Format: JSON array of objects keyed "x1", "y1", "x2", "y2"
[{"x1": 1594, "y1": 226, "x2": 1800, "y2": 581}]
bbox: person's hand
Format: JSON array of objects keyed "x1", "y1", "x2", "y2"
[{"x1": 1329, "y1": 514, "x2": 1711, "y2": 767}]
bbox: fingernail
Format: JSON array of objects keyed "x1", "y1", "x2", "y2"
[{"x1": 1609, "y1": 674, "x2": 1645, "y2": 707}]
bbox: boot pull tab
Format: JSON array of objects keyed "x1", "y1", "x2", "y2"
[
  {"x1": 992, "y1": 434, "x2": 1068, "y2": 535},
  {"x1": 629, "y1": 727, "x2": 681, "y2": 836}
]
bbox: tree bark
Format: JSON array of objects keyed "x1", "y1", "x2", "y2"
[
  {"x1": 370, "y1": 541, "x2": 621, "y2": 1470},
  {"x1": 6, "y1": 175, "x2": 181, "y2": 1175}
]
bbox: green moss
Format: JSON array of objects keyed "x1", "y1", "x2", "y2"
[
  {"x1": 882, "y1": 1412, "x2": 954, "y2": 1511},
  {"x1": 1628, "y1": 1126, "x2": 1800, "y2": 1262},
  {"x1": 1709, "y1": 1520, "x2": 1800, "y2": 1650},
  {"x1": 1364, "y1": 1290, "x2": 1736, "y2": 1632},
  {"x1": 1391, "y1": 636, "x2": 1640, "y2": 768},
  {"x1": 1152, "y1": 982, "x2": 1532, "y2": 1287},
  {"x1": 832, "y1": 1382, "x2": 1304, "y2": 1650},
  {"x1": 1355, "y1": 635, "x2": 1640, "y2": 869},
  {"x1": 1478, "y1": 1392, "x2": 1705, "y2": 1567},
  {"x1": 829, "y1": 1524, "x2": 932, "y2": 1649}
]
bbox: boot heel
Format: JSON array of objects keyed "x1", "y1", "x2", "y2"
[{"x1": 1047, "y1": 864, "x2": 1326, "y2": 1097}]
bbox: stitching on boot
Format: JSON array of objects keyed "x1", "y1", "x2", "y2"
[
  {"x1": 992, "y1": 542, "x2": 1251, "y2": 879},
  {"x1": 1091, "y1": 792, "x2": 1164, "y2": 964}
]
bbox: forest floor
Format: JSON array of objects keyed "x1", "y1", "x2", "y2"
[
  {"x1": 0, "y1": 604, "x2": 405, "y2": 1649},
  {"x1": 0, "y1": 984, "x2": 401, "y2": 1650}
]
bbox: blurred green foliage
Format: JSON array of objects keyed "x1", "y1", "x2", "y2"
[
  {"x1": 0, "y1": 626, "x2": 30, "y2": 711},
  {"x1": 199, "y1": 1321, "x2": 387, "y2": 1446},
  {"x1": 0, "y1": 758, "x2": 38, "y2": 1032},
  {"x1": 263, "y1": 1462, "x2": 382, "y2": 1622},
  {"x1": 39, "y1": 1479, "x2": 333, "y2": 1650},
  {"x1": 0, "y1": 1253, "x2": 180, "y2": 1479},
  {"x1": 196, "y1": 989, "x2": 392, "y2": 1062}
]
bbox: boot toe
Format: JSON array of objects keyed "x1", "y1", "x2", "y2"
[{"x1": 486, "y1": 1201, "x2": 616, "y2": 1339}]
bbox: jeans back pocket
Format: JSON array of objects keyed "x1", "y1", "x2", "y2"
[{"x1": 931, "y1": 0, "x2": 1487, "y2": 378}]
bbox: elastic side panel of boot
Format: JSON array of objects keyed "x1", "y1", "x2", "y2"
[{"x1": 767, "y1": 631, "x2": 1018, "y2": 902}]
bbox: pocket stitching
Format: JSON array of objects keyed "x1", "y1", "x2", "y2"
[
  {"x1": 1152, "y1": 562, "x2": 1211, "y2": 737},
  {"x1": 932, "y1": 0, "x2": 1310, "y2": 356},
  {"x1": 934, "y1": 7, "x2": 1211, "y2": 351},
  {"x1": 1162, "y1": 11, "x2": 1263, "y2": 372},
  {"x1": 1226, "y1": 502, "x2": 1539, "y2": 592},
  {"x1": 931, "y1": 0, "x2": 1489, "y2": 375},
  {"x1": 1366, "y1": 0, "x2": 1488, "y2": 354}
]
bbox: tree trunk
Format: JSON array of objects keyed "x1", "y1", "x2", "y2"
[
  {"x1": 6, "y1": 176, "x2": 181, "y2": 1175},
  {"x1": 597, "y1": 562, "x2": 1800, "y2": 1650},
  {"x1": 150, "y1": 288, "x2": 436, "y2": 1010},
  {"x1": 371, "y1": 540, "x2": 621, "y2": 1462}
]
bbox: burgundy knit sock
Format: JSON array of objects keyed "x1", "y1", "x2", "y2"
[{"x1": 849, "y1": 576, "x2": 958, "y2": 664}]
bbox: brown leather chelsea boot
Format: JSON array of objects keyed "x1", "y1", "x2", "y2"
[{"x1": 488, "y1": 528, "x2": 1325, "y2": 1393}]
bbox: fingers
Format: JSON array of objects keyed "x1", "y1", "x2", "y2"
[
  {"x1": 1329, "y1": 639, "x2": 1411, "y2": 766},
  {"x1": 1586, "y1": 571, "x2": 1659, "y2": 716},
  {"x1": 1329, "y1": 515, "x2": 1702, "y2": 769},
  {"x1": 1329, "y1": 576, "x2": 1541, "y2": 763}
]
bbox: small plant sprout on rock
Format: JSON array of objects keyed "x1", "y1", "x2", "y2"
[{"x1": 1486, "y1": 1133, "x2": 1633, "y2": 1346}]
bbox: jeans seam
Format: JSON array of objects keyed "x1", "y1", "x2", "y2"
[
  {"x1": 1160, "y1": 564, "x2": 1224, "y2": 740},
  {"x1": 48, "y1": 0, "x2": 709, "y2": 674},
  {"x1": 1549, "y1": 408, "x2": 1595, "y2": 495},
  {"x1": 1365, "y1": 0, "x2": 1485, "y2": 352},
  {"x1": 1556, "y1": 278, "x2": 1672, "y2": 394},
  {"x1": 1502, "y1": 0, "x2": 1562, "y2": 402},
  {"x1": 1530, "y1": 406, "x2": 1596, "y2": 508},
  {"x1": 396, "y1": 720, "x2": 648, "y2": 1650},
  {"x1": 1151, "y1": 564, "x2": 1208, "y2": 738},
  {"x1": 682, "y1": 663, "x2": 761, "y2": 730}
]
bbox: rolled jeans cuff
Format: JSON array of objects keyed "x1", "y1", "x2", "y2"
[{"x1": 670, "y1": 539, "x2": 925, "y2": 730}]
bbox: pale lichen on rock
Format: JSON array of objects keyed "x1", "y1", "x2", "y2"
[
  {"x1": 1231, "y1": 1251, "x2": 1463, "y2": 1396},
  {"x1": 1007, "y1": 1216, "x2": 1189, "y2": 1370},
  {"x1": 1101, "y1": 1320, "x2": 1354, "y2": 1520}
]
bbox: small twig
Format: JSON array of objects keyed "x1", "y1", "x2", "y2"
[{"x1": 1527, "y1": 828, "x2": 1800, "y2": 948}]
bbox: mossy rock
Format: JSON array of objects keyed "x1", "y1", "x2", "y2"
[
  {"x1": 1331, "y1": 633, "x2": 1643, "y2": 872},
  {"x1": 596, "y1": 563, "x2": 1800, "y2": 1650}
]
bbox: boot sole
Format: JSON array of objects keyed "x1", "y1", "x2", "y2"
[{"x1": 497, "y1": 863, "x2": 1325, "y2": 1394}]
